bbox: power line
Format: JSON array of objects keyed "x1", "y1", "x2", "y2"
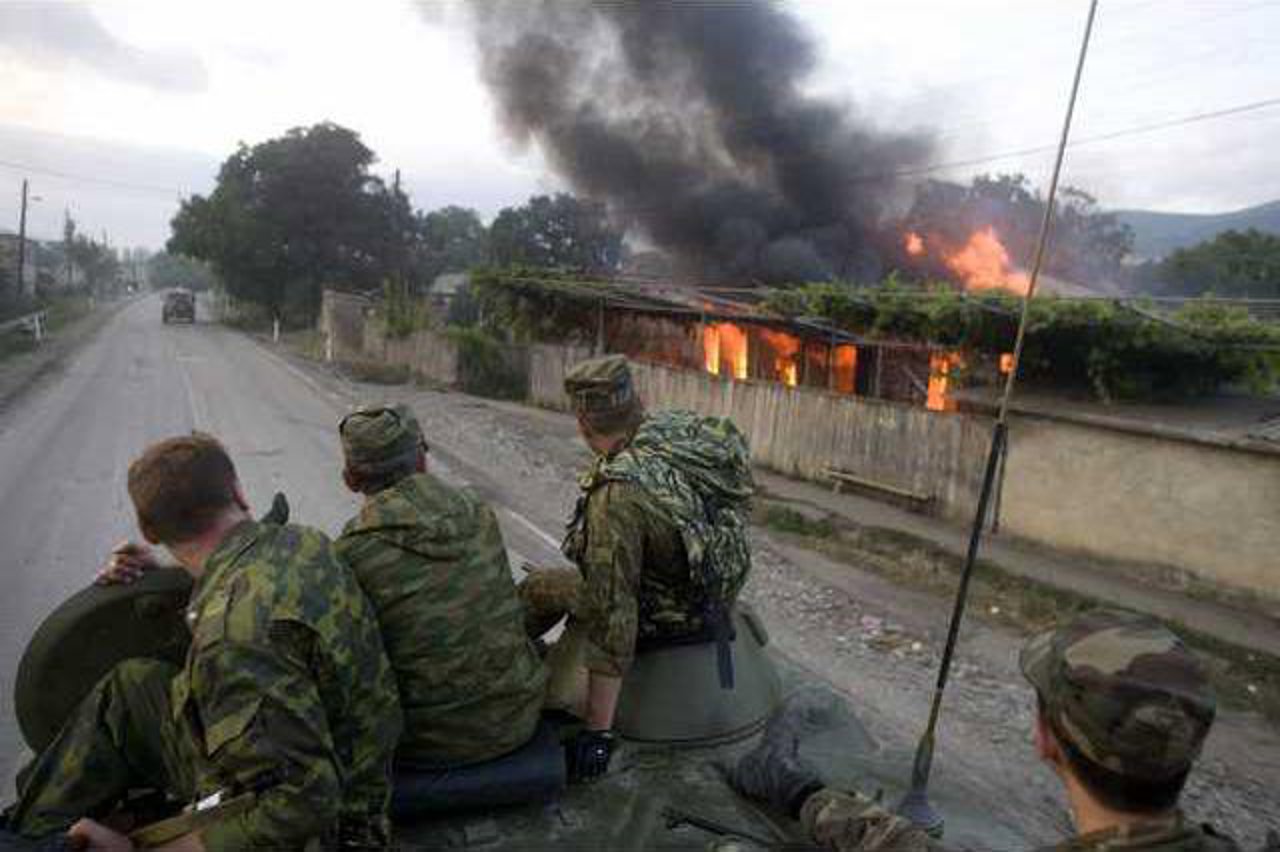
[
  {"x1": 866, "y1": 96, "x2": 1280, "y2": 181},
  {"x1": 0, "y1": 158, "x2": 188, "y2": 196}
]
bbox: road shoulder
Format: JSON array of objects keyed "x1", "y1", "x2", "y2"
[{"x1": 0, "y1": 299, "x2": 125, "y2": 415}]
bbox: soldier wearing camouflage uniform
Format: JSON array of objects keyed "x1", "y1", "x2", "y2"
[
  {"x1": 336, "y1": 404, "x2": 547, "y2": 768},
  {"x1": 521, "y1": 355, "x2": 754, "y2": 780},
  {"x1": 729, "y1": 609, "x2": 1239, "y2": 852},
  {"x1": 5, "y1": 433, "x2": 402, "y2": 849}
]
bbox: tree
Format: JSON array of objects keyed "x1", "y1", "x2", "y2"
[
  {"x1": 168, "y1": 122, "x2": 407, "y2": 324},
  {"x1": 1154, "y1": 229, "x2": 1280, "y2": 298},
  {"x1": 415, "y1": 206, "x2": 488, "y2": 283},
  {"x1": 67, "y1": 234, "x2": 120, "y2": 294},
  {"x1": 489, "y1": 193, "x2": 624, "y2": 273},
  {"x1": 147, "y1": 252, "x2": 218, "y2": 291}
]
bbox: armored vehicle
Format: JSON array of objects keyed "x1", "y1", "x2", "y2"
[
  {"x1": 12, "y1": 497, "x2": 1023, "y2": 850},
  {"x1": 161, "y1": 289, "x2": 195, "y2": 323}
]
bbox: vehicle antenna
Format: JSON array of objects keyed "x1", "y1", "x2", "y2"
[{"x1": 896, "y1": 0, "x2": 1101, "y2": 836}]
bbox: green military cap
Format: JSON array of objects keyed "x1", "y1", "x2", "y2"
[
  {"x1": 563, "y1": 354, "x2": 637, "y2": 414},
  {"x1": 1020, "y1": 609, "x2": 1216, "y2": 781},
  {"x1": 340, "y1": 403, "x2": 423, "y2": 467}
]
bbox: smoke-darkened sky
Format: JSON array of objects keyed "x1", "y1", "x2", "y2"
[{"x1": 2, "y1": 0, "x2": 1276, "y2": 250}]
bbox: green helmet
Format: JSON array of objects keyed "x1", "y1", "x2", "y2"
[{"x1": 1020, "y1": 609, "x2": 1216, "y2": 781}]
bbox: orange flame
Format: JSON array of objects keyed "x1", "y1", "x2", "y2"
[
  {"x1": 926, "y1": 351, "x2": 964, "y2": 412},
  {"x1": 942, "y1": 227, "x2": 1029, "y2": 295},
  {"x1": 833, "y1": 344, "x2": 857, "y2": 394},
  {"x1": 703, "y1": 322, "x2": 747, "y2": 380},
  {"x1": 905, "y1": 231, "x2": 925, "y2": 257},
  {"x1": 703, "y1": 324, "x2": 721, "y2": 375},
  {"x1": 760, "y1": 329, "x2": 802, "y2": 387}
]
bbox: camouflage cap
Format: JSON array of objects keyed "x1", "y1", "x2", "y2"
[
  {"x1": 340, "y1": 403, "x2": 423, "y2": 468},
  {"x1": 564, "y1": 355, "x2": 637, "y2": 414},
  {"x1": 1020, "y1": 609, "x2": 1216, "y2": 781}
]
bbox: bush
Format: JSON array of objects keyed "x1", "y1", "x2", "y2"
[
  {"x1": 383, "y1": 282, "x2": 434, "y2": 339},
  {"x1": 445, "y1": 326, "x2": 528, "y2": 400},
  {"x1": 758, "y1": 504, "x2": 836, "y2": 538},
  {"x1": 343, "y1": 361, "x2": 411, "y2": 385}
]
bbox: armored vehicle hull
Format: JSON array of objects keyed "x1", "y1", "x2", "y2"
[{"x1": 12, "y1": 566, "x2": 1024, "y2": 850}]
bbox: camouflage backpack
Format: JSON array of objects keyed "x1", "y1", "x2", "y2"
[{"x1": 568, "y1": 409, "x2": 755, "y2": 617}]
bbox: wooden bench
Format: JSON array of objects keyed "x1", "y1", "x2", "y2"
[{"x1": 823, "y1": 467, "x2": 935, "y2": 512}]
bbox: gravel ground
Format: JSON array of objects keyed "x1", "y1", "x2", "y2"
[{"x1": 305, "y1": 362, "x2": 1280, "y2": 849}]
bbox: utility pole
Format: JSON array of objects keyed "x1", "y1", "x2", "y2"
[{"x1": 16, "y1": 179, "x2": 29, "y2": 299}]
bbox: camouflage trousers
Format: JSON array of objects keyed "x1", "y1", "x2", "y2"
[
  {"x1": 6, "y1": 658, "x2": 196, "y2": 839},
  {"x1": 517, "y1": 569, "x2": 588, "y2": 717}
]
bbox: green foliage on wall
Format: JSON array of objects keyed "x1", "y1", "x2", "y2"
[{"x1": 764, "y1": 281, "x2": 1280, "y2": 401}]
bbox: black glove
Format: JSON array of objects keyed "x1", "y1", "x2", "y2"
[
  {"x1": 566, "y1": 729, "x2": 616, "y2": 782},
  {"x1": 726, "y1": 745, "x2": 823, "y2": 819}
]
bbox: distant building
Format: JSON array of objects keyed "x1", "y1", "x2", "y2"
[{"x1": 427, "y1": 272, "x2": 470, "y2": 309}]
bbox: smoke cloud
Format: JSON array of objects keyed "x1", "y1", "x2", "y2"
[{"x1": 463, "y1": 1, "x2": 932, "y2": 283}]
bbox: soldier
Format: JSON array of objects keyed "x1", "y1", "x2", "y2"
[
  {"x1": 728, "y1": 609, "x2": 1239, "y2": 851},
  {"x1": 334, "y1": 404, "x2": 547, "y2": 768},
  {"x1": 4, "y1": 433, "x2": 402, "y2": 850},
  {"x1": 521, "y1": 355, "x2": 754, "y2": 781}
]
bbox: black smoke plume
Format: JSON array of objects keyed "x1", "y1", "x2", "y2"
[{"x1": 464, "y1": 1, "x2": 933, "y2": 284}]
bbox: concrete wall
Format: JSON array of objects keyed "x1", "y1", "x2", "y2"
[
  {"x1": 530, "y1": 343, "x2": 595, "y2": 411},
  {"x1": 320, "y1": 291, "x2": 370, "y2": 362},
  {"x1": 1001, "y1": 414, "x2": 1280, "y2": 605},
  {"x1": 369, "y1": 325, "x2": 460, "y2": 386}
]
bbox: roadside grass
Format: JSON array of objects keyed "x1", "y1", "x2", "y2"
[
  {"x1": 341, "y1": 360, "x2": 411, "y2": 385},
  {"x1": 757, "y1": 504, "x2": 837, "y2": 539},
  {"x1": 755, "y1": 497, "x2": 1280, "y2": 723}
]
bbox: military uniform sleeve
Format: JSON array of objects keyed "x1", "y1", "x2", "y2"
[
  {"x1": 191, "y1": 620, "x2": 342, "y2": 851},
  {"x1": 577, "y1": 481, "x2": 647, "y2": 677},
  {"x1": 801, "y1": 789, "x2": 956, "y2": 852}
]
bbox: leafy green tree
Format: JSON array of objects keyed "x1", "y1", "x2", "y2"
[
  {"x1": 415, "y1": 206, "x2": 488, "y2": 283},
  {"x1": 146, "y1": 252, "x2": 218, "y2": 291},
  {"x1": 1155, "y1": 229, "x2": 1280, "y2": 298},
  {"x1": 67, "y1": 234, "x2": 120, "y2": 294},
  {"x1": 489, "y1": 193, "x2": 623, "y2": 273},
  {"x1": 168, "y1": 122, "x2": 408, "y2": 324}
]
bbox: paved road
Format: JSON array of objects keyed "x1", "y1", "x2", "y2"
[{"x1": 0, "y1": 294, "x2": 565, "y2": 784}]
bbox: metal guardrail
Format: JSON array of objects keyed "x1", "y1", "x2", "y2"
[{"x1": 0, "y1": 310, "x2": 47, "y2": 342}]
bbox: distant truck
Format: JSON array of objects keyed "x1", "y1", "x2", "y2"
[{"x1": 162, "y1": 289, "x2": 195, "y2": 324}]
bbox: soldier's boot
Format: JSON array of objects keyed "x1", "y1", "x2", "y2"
[{"x1": 6, "y1": 659, "x2": 189, "y2": 840}]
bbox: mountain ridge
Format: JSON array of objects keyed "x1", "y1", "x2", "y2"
[{"x1": 1113, "y1": 200, "x2": 1280, "y2": 259}]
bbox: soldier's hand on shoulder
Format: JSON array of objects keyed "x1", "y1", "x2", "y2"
[
  {"x1": 95, "y1": 541, "x2": 158, "y2": 586},
  {"x1": 67, "y1": 817, "x2": 135, "y2": 851}
]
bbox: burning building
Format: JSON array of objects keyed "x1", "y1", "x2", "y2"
[{"x1": 480, "y1": 272, "x2": 959, "y2": 410}]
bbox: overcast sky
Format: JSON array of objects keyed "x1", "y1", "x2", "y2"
[{"x1": 1, "y1": 0, "x2": 1276, "y2": 249}]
